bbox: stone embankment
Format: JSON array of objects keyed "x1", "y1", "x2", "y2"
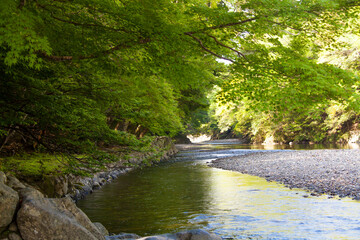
[
  {"x1": 31, "y1": 137, "x2": 178, "y2": 201},
  {"x1": 210, "y1": 149, "x2": 360, "y2": 200},
  {"x1": 0, "y1": 172, "x2": 220, "y2": 240},
  {"x1": 0, "y1": 137, "x2": 224, "y2": 240}
]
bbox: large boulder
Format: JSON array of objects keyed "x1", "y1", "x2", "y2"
[
  {"x1": 6, "y1": 175, "x2": 26, "y2": 191},
  {"x1": 18, "y1": 187, "x2": 44, "y2": 201},
  {"x1": 0, "y1": 182, "x2": 19, "y2": 229},
  {"x1": 41, "y1": 175, "x2": 68, "y2": 197},
  {"x1": 17, "y1": 197, "x2": 105, "y2": 240},
  {"x1": 0, "y1": 171, "x2": 6, "y2": 184},
  {"x1": 94, "y1": 222, "x2": 109, "y2": 236}
]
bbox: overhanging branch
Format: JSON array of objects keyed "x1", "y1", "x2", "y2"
[
  {"x1": 184, "y1": 33, "x2": 235, "y2": 63},
  {"x1": 204, "y1": 33, "x2": 248, "y2": 60},
  {"x1": 36, "y1": 2, "x2": 133, "y2": 34},
  {"x1": 41, "y1": 38, "x2": 151, "y2": 61},
  {"x1": 185, "y1": 17, "x2": 258, "y2": 35}
]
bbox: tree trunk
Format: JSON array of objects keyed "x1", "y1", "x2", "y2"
[
  {"x1": 139, "y1": 129, "x2": 148, "y2": 138},
  {"x1": 123, "y1": 120, "x2": 129, "y2": 132}
]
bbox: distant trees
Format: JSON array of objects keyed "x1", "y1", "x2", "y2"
[{"x1": 207, "y1": 1, "x2": 360, "y2": 143}]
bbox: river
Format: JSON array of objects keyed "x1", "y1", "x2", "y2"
[{"x1": 77, "y1": 141, "x2": 360, "y2": 239}]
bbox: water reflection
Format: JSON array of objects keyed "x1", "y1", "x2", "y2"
[
  {"x1": 77, "y1": 143, "x2": 360, "y2": 239},
  {"x1": 77, "y1": 160, "x2": 215, "y2": 235},
  {"x1": 205, "y1": 168, "x2": 360, "y2": 239}
]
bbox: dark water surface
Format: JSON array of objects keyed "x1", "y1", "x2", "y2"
[{"x1": 77, "y1": 142, "x2": 360, "y2": 239}]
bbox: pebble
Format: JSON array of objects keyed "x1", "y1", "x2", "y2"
[{"x1": 210, "y1": 149, "x2": 360, "y2": 200}]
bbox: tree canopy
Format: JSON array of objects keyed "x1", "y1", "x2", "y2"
[{"x1": 1, "y1": 0, "x2": 359, "y2": 159}]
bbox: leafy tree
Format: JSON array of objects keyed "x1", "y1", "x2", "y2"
[
  {"x1": 1, "y1": 0, "x2": 360, "y2": 161},
  {"x1": 201, "y1": 0, "x2": 360, "y2": 143},
  {"x1": 0, "y1": 0, "x2": 219, "y2": 157}
]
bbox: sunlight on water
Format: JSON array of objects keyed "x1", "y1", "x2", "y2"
[
  {"x1": 77, "y1": 143, "x2": 360, "y2": 239},
  {"x1": 203, "y1": 168, "x2": 360, "y2": 239}
]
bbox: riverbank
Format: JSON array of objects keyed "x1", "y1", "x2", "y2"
[
  {"x1": 0, "y1": 137, "x2": 177, "y2": 201},
  {"x1": 0, "y1": 137, "x2": 179, "y2": 240},
  {"x1": 210, "y1": 149, "x2": 360, "y2": 200}
]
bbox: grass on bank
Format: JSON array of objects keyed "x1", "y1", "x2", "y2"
[
  {"x1": 0, "y1": 145, "x2": 167, "y2": 179},
  {"x1": 0, "y1": 153, "x2": 66, "y2": 178},
  {"x1": 0, "y1": 151, "x2": 128, "y2": 178}
]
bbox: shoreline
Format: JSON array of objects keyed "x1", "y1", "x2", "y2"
[
  {"x1": 0, "y1": 137, "x2": 180, "y2": 240},
  {"x1": 210, "y1": 149, "x2": 360, "y2": 200}
]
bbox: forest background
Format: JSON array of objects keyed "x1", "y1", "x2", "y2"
[{"x1": 1, "y1": 0, "x2": 360, "y2": 175}]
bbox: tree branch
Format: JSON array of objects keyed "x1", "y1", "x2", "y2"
[
  {"x1": 184, "y1": 33, "x2": 235, "y2": 63},
  {"x1": 185, "y1": 17, "x2": 258, "y2": 35},
  {"x1": 41, "y1": 38, "x2": 151, "y2": 61},
  {"x1": 36, "y1": 3, "x2": 133, "y2": 34},
  {"x1": 51, "y1": 15, "x2": 132, "y2": 33},
  {"x1": 204, "y1": 33, "x2": 248, "y2": 60},
  {"x1": 265, "y1": 20, "x2": 301, "y2": 31}
]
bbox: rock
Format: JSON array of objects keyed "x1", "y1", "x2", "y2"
[
  {"x1": 72, "y1": 189, "x2": 81, "y2": 201},
  {"x1": 92, "y1": 182, "x2": 101, "y2": 190},
  {"x1": 17, "y1": 197, "x2": 105, "y2": 240},
  {"x1": 93, "y1": 222, "x2": 109, "y2": 236},
  {"x1": 106, "y1": 233, "x2": 141, "y2": 240},
  {"x1": 0, "y1": 172, "x2": 6, "y2": 184},
  {"x1": 175, "y1": 229, "x2": 221, "y2": 240},
  {"x1": 137, "y1": 230, "x2": 221, "y2": 240},
  {"x1": 0, "y1": 229, "x2": 9, "y2": 239},
  {"x1": 0, "y1": 182, "x2": 19, "y2": 228},
  {"x1": 81, "y1": 185, "x2": 93, "y2": 195},
  {"x1": 8, "y1": 233, "x2": 21, "y2": 240},
  {"x1": 6, "y1": 176, "x2": 25, "y2": 191},
  {"x1": 138, "y1": 236, "x2": 168, "y2": 240},
  {"x1": 8, "y1": 223, "x2": 17, "y2": 232},
  {"x1": 18, "y1": 187, "x2": 44, "y2": 201},
  {"x1": 100, "y1": 178, "x2": 107, "y2": 185},
  {"x1": 92, "y1": 176, "x2": 99, "y2": 182},
  {"x1": 41, "y1": 175, "x2": 68, "y2": 198}
]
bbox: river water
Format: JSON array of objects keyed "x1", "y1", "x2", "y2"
[{"x1": 77, "y1": 142, "x2": 360, "y2": 239}]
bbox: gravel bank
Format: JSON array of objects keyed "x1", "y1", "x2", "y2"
[{"x1": 210, "y1": 149, "x2": 360, "y2": 200}]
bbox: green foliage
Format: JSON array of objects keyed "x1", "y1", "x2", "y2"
[
  {"x1": 204, "y1": 0, "x2": 360, "y2": 143},
  {"x1": 0, "y1": 1, "x2": 51, "y2": 68},
  {"x1": 0, "y1": 0, "x2": 217, "y2": 159},
  {"x1": 0, "y1": 153, "x2": 64, "y2": 178},
  {"x1": 1, "y1": 0, "x2": 360, "y2": 175},
  {"x1": 208, "y1": 95, "x2": 359, "y2": 144}
]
